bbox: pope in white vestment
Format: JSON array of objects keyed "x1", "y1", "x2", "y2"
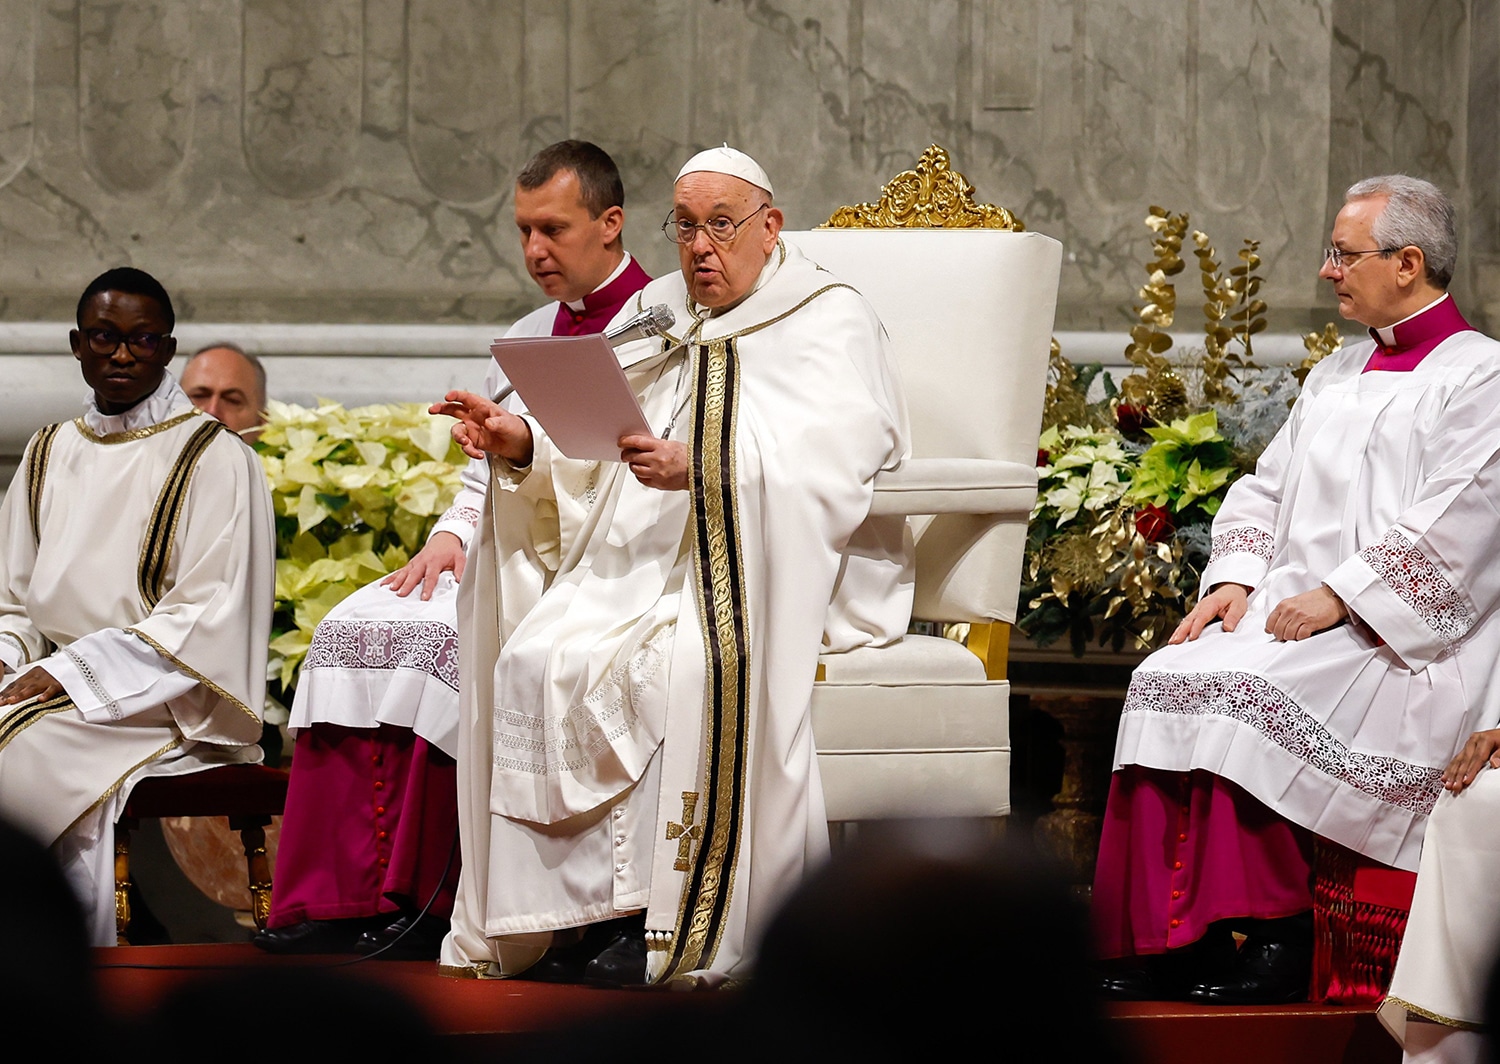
[
  {"x1": 0, "y1": 320, "x2": 273, "y2": 945},
  {"x1": 438, "y1": 148, "x2": 910, "y2": 984}
]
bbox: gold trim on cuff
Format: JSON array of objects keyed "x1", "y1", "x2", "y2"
[{"x1": 124, "y1": 628, "x2": 261, "y2": 726}]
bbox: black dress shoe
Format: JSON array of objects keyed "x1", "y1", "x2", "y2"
[
  {"x1": 1099, "y1": 924, "x2": 1239, "y2": 1001},
  {"x1": 353, "y1": 913, "x2": 451, "y2": 960},
  {"x1": 584, "y1": 927, "x2": 648, "y2": 987},
  {"x1": 1187, "y1": 939, "x2": 1311, "y2": 1005},
  {"x1": 252, "y1": 918, "x2": 380, "y2": 955},
  {"x1": 520, "y1": 939, "x2": 597, "y2": 984},
  {"x1": 1099, "y1": 961, "x2": 1182, "y2": 1001}
]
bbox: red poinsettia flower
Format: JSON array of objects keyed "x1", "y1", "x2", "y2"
[
  {"x1": 1134, "y1": 504, "x2": 1175, "y2": 543},
  {"x1": 1037, "y1": 448, "x2": 1050, "y2": 467}
]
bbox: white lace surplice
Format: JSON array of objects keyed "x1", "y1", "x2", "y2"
[
  {"x1": 288, "y1": 304, "x2": 556, "y2": 757},
  {"x1": 1116, "y1": 330, "x2": 1500, "y2": 871}
]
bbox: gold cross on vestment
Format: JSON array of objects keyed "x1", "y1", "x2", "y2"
[{"x1": 665, "y1": 791, "x2": 703, "y2": 871}]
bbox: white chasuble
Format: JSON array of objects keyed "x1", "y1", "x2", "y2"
[
  {"x1": 0, "y1": 377, "x2": 274, "y2": 849},
  {"x1": 1114, "y1": 330, "x2": 1500, "y2": 872},
  {"x1": 441, "y1": 242, "x2": 909, "y2": 982}
]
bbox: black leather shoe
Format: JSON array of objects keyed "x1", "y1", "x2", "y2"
[
  {"x1": 1187, "y1": 939, "x2": 1311, "y2": 1005},
  {"x1": 1099, "y1": 961, "x2": 1181, "y2": 1001},
  {"x1": 1099, "y1": 925, "x2": 1239, "y2": 1001},
  {"x1": 584, "y1": 928, "x2": 648, "y2": 987},
  {"x1": 252, "y1": 918, "x2": 380, "y2": 955},
  {"x1": 521, "y1": 940, "x2": 597, "y2": 984},
  {"x1": 353, "y1": 913, "x2": 450, "y2": 960}
]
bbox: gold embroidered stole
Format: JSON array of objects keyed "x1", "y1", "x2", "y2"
[
  {"x1": 138, "y1": 420, "x2": 227, "y2": 610},
  {"x1": 662, "y1": 335, "x2": 750, "y2": 979},
  {"x1": 24, "y1": 423, "x2": 63, "y2": 548}
]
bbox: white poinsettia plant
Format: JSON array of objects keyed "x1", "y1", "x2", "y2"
[
  {"x1": 254, "y1": 400, "x2": 466, "y2": 694},
  {"x1": 1033, "y1": 424, "x2": 1136, "y2": 527}
]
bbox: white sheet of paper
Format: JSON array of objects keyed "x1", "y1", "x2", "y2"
[{"x1": 489, "y1": 334, "x2": 653, "y2": 462}]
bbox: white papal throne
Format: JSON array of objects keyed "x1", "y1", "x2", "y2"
[{"x1": 784, "y1": 145, "x2": 1062, "y2": 824}]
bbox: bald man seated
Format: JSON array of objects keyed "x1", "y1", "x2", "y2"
[{"x1": 181, "y1": 342, "x2": 268, "y2": 441}]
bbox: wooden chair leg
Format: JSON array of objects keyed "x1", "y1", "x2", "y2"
[
  {"x1": 113, "y1": 819, "x2": 135, "y2": 946},
  {"x1": 230, "y1": 815, "x2": 274, "y2": 930}
]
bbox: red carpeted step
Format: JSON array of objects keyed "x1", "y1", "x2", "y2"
[{"x1": 1106, "y1": 1000, "x2": 1400, "y2": 1064}]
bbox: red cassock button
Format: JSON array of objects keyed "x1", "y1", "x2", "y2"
[
  {"x1": 378, "y1": 858, "x2": 388, "y2": 867},
  {"x1": 376, "y1": 806, "x2": 386, "y2": 815},
  {"x1": 373, "y1": 781, "x2": 384, "y2": 790},
  {"x1": 377, "y1": 831, "x2": 388, "y2": 840},
  {"x1": 1173, "y1": 861, "x2": 1183, "y2": 870},
  {"x1": 1178, "y1": 833, "x2": 1188, "y2": 842},
  {"x1": 1172, "y1": 890, "x2": 1182, "y2": 899},
  {"x1": 1170, "y1": 919, "x2": 1181, "y2": 928}
]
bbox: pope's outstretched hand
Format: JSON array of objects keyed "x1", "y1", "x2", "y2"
[{"x1": 431, "y1": 391, "x2": 534, "y2": 466}]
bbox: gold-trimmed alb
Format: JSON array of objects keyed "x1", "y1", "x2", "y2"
[
  {"x1": 138, "y1": 420, "x2": 228, "y2": 611},
  {"x1": 1382, "y1": 995, "x2": 1484, "y2": 1031},
  {"x1": 74, "y1": 408, "x2": 200, "y2": 444},
  {"x1": 125, "y1": 627, "x2": 261, "y2": 726},
  {"x1": 661, "y1": 334, "x2": 751, "y2": 981},
  {"x1": 25, "y1": 422, "x2": 63, "y2": 547},
  {"x1": 63, "y1": 734, "x2": 184, "y2": 843},
  {"x1": 0, "y1": 632, "x2": 30, "y2": 667},
  {"x1": 820, "y1": 144, "x2": 1024, "y2": 231},
  {"x1": 437, "y1": 963, "x2": 492, "y2": 980},
  {"x1": 0, "y1": 693, "x2": 77, "y2": 755}
]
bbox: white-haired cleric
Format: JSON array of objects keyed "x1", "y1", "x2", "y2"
[{"x1": 433, "y1": 145, "x2": 911, "y2": 986}]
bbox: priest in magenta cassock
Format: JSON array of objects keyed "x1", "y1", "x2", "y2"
[
  {"x1": 1095, "y1": 175, "x2": 1500, "y2": 1005},
  {"x1": 433, "y1": 146, "x2": 910, "y2": 986},
  {"x1": 0, "y1": 267, "x2": 274, "y2": 946},
  {"x1": 256, "y1": 142, "x2": 652, "y2": 959}
]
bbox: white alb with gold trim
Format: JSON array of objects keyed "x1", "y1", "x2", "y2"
[{"x1": 0, "y1": 374, "x2": 274, "y2": 942}]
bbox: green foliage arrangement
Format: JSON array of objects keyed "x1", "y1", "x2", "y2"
[
  {"x1": 253, "y1": 400, "x2": 467, "y2": 696},
  {"x1": 1022, "y1": 211, "x2": 1343, "y2": 655}
]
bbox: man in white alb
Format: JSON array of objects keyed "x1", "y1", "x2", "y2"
[
  {"x1": 254, "y1": 141, "x2": 652, "y2": 958},
  {"x1": 0, "y1": 267, "x2": 274, "y2": 946},
  {"x1": 435, "y1": 146, "x2": 911, "y2": 986}
]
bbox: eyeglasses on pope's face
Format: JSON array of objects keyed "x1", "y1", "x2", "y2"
[
  {"x1": 662, "y1": 203, "x2": 770, "y2": 245},
  {"x1": 79, "y1": 327, "x2": 171, "y2": 359},
  {"x1": 1322, "y1": 246, "x2": 1400, "y2": 269}
]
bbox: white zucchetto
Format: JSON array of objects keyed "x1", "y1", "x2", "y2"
[{"x1": 675, "y1": 145, "x2": 774, "y2": 197}]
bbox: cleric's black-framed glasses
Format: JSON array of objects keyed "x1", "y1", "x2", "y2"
[
  {"x1": 662, "y1": 203, "x2": 770, "y2": 245},
  {"x1": 80, "y1": 327, "x2": 171, "y2": 359}
]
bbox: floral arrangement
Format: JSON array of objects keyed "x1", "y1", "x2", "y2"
[
  {"x1": 253, "y1": 400, "x2": 467, "y2": 696},
  {"x1": 1021, "y1": 209, "x2": 1345, "y2": 655}
]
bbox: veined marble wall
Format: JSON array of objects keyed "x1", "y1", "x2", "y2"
[{"x1": 0, "y1": 0, "x2": 1491, "y2": 330}]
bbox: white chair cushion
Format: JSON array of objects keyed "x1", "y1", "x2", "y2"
[{"x1": 817, "y1": 633, "x2": 987, "y2": 684}]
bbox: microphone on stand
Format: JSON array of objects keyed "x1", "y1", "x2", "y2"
[{"x1": 604, "y1": 304, "x2": 676, "y2": 348}]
